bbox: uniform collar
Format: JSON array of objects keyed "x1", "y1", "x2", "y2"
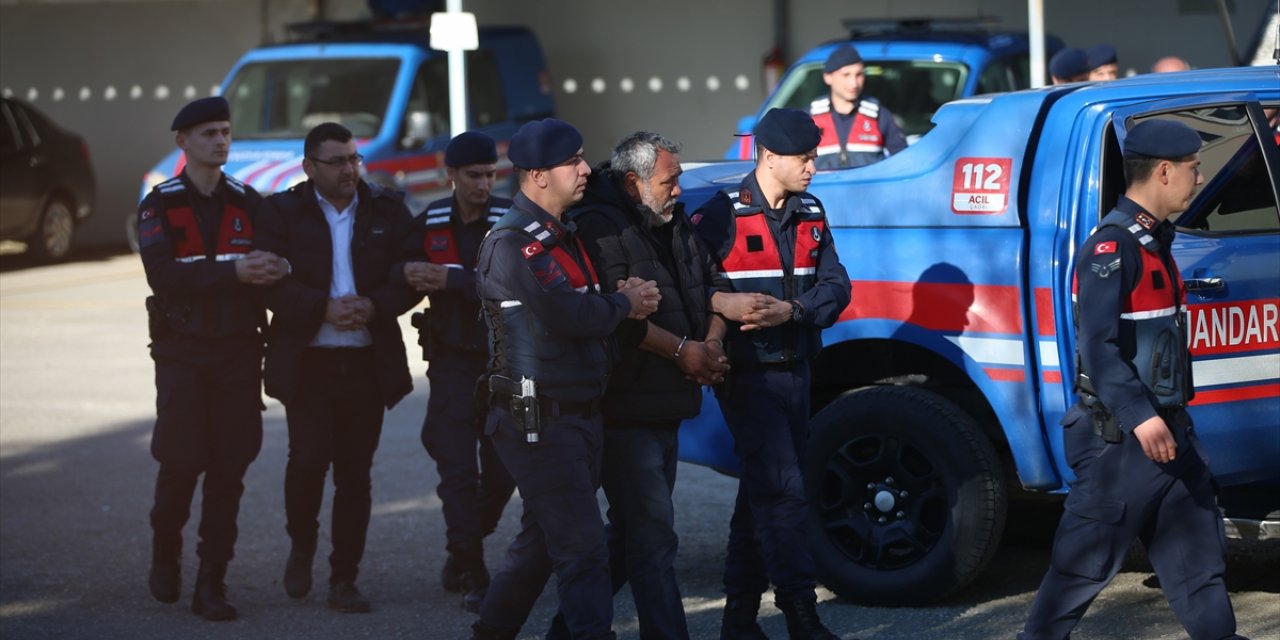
[
  {"x1": 514, "y1": 192, "x2": 577, "y2": 240},
  {"x1": 740, "y1": 171, "x2": 805, "y2": 223},
  {"x1": 1115, "y1": 196, "x2": 1175, "y2": 249}
]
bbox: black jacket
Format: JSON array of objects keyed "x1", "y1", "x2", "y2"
[
  {"x1": 253, "y1": 179, "x2": 421, "y2": 408},
  {"x1": 571, "y1": 167, "x2": 715, "y2": 427}
]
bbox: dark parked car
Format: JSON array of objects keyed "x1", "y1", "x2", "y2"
[{"x1": 0, "y1": 98, "x2": 94, "y2": 260}]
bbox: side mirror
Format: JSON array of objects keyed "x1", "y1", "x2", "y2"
[{"x1": 401, "y1": 111, "x2": 432, "y2": 149}]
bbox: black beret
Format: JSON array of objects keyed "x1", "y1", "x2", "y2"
[
  {"x1": 171, "y1": 96, "x2": 230, "y2": 131},
  {"x1": 753, "y1": 108, "x2": 821, "y2": 155},
  {"x1": 445, "y1": 131, "x2": 498, "y2": 167},
  {"x1": 823, "y1": 44, "x2": 864, "y2": 73},
  {"x1": 508, "y1": 118, "x2": 583, "y2": 170},
  {"x1": 1087, "y1": 43, "x2": 1118, "y2": 69},
  {"x1": 1124, "y1": 119, "x2": 1202, "y2": 159},
  {"x1": 1049, "y1": 48, "x2": 1089, "y2": 80}
]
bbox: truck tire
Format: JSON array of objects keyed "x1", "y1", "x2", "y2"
[{"x1": 804, "y1": 385, "x2": 1006, "y2": 605}]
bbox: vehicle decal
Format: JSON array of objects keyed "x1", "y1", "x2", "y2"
[{"x1": 951, "y1": 157, "x2": 1012, "y2": 214}]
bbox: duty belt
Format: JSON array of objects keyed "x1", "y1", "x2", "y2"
[{"x1": 488, "y1": 375, "x2": 600, "y2": 418}]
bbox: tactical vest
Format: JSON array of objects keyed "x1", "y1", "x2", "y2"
[
  {"x1": 1074, "y1": 209, "x2": 1193, "y2": 408},
  {"x1": 719, "y1": 187, "x2": 827, "y2": 362},
  {"x1": 419, "y1": 201, "x2": 506, "y2": 354},
  {"x1": 484, "y1": 209, "x2": 611, "y2": 402},
  {"x1": 155, "y1": 176, "x2": 254, "y2": 263},
  {"x1": 811, "y1": 97, "x2": 886, "y2": 169}
]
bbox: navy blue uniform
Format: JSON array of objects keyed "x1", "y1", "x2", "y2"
[
  {"x1": 1020, "y1": 198, "x2": 1244, "y2": 640},
  {"x1": 474, "y1": 193, "x2": 631, "y2": 640},
  {"x1": 810, "y1": 96, "x2": 908, "y2": 170},
  {"x1": 693, "y1": 172, "x2": 850, "y2": 603},
  {"x1": 137, "y1": 171, "x2": 265, "y2": 567},
  {"x1": 406, "y1": 195, "x2": 516, "y2": 569}
]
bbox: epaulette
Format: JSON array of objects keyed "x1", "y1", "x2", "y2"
[
  {"x1": 224, "y1": 174, "x2": 247, "y2": 195},
  {"x1": 809, "y1": 97, "x2": 832, "y2": 116},
  {"x1": 726, "y1": 187, "x2": 763, "y2": 217},
  {"x1": 423, "y1": 204, "x2": 452, "y2": 227},
  {"x1": 857, "y1": 99, "x2": 880, "y2": 119}
]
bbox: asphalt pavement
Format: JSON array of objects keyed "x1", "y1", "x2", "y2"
[{"x1": 1, "y1": 251, "x2": 1276, "y2": 640}]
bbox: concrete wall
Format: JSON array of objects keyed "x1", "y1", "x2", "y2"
[{"x1": 1, "y1": 0, "x2": 1270, "y2": 248}]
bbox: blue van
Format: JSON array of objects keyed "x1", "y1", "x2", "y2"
[{"x1": 131, "y1": 21, "x2": 553, "y2": 247}]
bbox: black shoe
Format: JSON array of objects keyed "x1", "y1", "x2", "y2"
[
  {"x1": 327, "y1": 580, "x2": 371, "y2": 613},
  {"x1": 191, "y1": 561, "x2": 237, "y2": 621},
  {"x1": 148, "y1": 539, "x2": 181, "y2": 604},
  {"x1": 470, "y1": 621, "x2": 516, "y2": 640},
  {"x1": 721, "y1": 594, "x2": 769, "y2": 640},
  {"x1": 441, "y1": 553, "x2": 465, "y2": 593},
  {"x1": 460, "y1": 565, "x2": 491, "y2": 614},
  {"x1": 776, "y1": 597, "x2": 841, "y2": 640},
  {"x1": 283, "y1": 544, "x2": 314, "y2": 599}
]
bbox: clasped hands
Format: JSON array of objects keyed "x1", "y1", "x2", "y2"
[
  {"x1": 234, "y1": 250, "x2": 288, "y2": 285},
  {"x1": 325, "y1": 295, "x2": 375, "y2": 331},
  {"x1": 403, "y1": 261, "x2": 449, "y2": 293},
  {"x1": 715, "y1": 292, "x2": 792, "y2": 331},
  {"x1": 617, "y1": 276, "x2": 661, "y2": 320}
]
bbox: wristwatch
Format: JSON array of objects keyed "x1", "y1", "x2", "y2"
[{"x1": 788, "y1": 300, "x2": 803, "y2": 323}]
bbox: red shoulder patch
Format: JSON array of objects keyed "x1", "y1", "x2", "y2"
[
  {"x1": 739, "y1": 189, "x2": 752, "y2": 205},
  {"x1": 690, "y1": 213, "x2": 703, "y2": 225},
  {"x1": 1135, "y1": 212, "x2": 1156, "y2": 229},
  {"x1": 1094, "y1": 241, "x2": 1117, "y2": 255},
  {"x1": 521, "y1": 242, "x2": 545, "y2": 259}
]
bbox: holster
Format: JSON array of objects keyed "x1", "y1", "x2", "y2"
[
  {"x1": 145, "y1": 296, "x2": 170, "y2": 341},
  {"x1": 1080, "y1": 393, "x2": 1123, "y2": 444},
  {"x1": 410, "y1": 309, "x2": 434, "y2": 361},
  {"x1": 489, "y1": 374, "x2": 539, "y2": 443}
]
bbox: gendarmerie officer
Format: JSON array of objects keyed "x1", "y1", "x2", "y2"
[
  {"x1": 401, "y1": 131, "x2": 516, "y2": 612},
  {"x1": 1019, "y1": 120, "x2": 1249, "y2": 640},
  {"x1": 139, "y1": 96, "x2": 286, "y2": 621},
  {"x1": 469, "y1": 118, "x2": 660, "y2": 640},
  {"x1": 810, "y1": 44, "x2": 907, "y2": 170},
  {"x1": 693, "y1": 107, "x2": 851, "y2": 640}
]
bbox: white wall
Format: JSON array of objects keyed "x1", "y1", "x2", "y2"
[{"x1": 1, "y1": 0, "x2": 1271, "y2": 247}]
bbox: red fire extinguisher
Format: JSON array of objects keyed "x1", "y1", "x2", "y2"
[{"x1": 762, "y1": 46, "x2": 785, "y2": 96}]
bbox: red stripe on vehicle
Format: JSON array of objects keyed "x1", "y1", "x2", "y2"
[
  {"x1": 985, "y1": 367, "x2": 1025, "y2": 382},
  {"x1": 1186, "y1": 299, "x2": 1280, "y2": 357},
  {"x1": 840, "y1": 281, "x2": 1021, "y2": 335},
  {"x1": 1035, "y1": 287, "x2": 1056, "y2": 337},
  {"x1": 1189, "y1": 383, "x2": 1280, "y2": 406},
  {"x1": 1043, "y1": 370, "x2": 1062, "y2": 384}
]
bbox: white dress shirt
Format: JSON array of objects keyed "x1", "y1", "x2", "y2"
[{"x1": 310, "y1": 190, "x2": 373, "y2": 347}]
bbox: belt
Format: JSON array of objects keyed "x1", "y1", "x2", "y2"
[{"x1": 491, "y1": 394, "x2": 600, "y2": 419}]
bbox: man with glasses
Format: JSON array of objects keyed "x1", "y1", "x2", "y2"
[
  {"x1": 254, "y1": 122, "x2": 420, "y2": 613},
  {"x1": 693, "y1": 108, "x2": 851, "y2": 640},
  {"x1": 469, "y1": 118, "x2": 660, "y2": 640}
]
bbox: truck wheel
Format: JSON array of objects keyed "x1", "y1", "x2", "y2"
[
  {"x1": 28, "y1": 197, "x2": 75, "y2": 261},
  {"x1": 804, "y1": 385, "x2": 1006, "y2": 605}
]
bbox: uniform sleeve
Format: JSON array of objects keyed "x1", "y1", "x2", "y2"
[
  {"x1": 137, "y1": 191, "x2": 240, "y2": 296},
  {"x1": 364, "y1": 199, "x2": 426, "y2": 320},
  {"x1": 880, "y1": 107, "x2": 908, "y2": 155},
  {"x1": 443, "y1": 266, "x2": 478, "y2": 300},
  {"x1": 794, "y1": 222, "x2": 851, "y2": 328},
  {"x1": 478, "y1": 231, "x2": 631, "y2": 338},
  {"x1": 389, "y1": 211, "x2": 426, "y2": 287},
  {"x1": 1076, "y1": 230, "x2": 1157, "y2": 431},
  {"x1": 574, "y1": 209, "x2": 647, "y2": 348},
  {"x1": 251, "y1": 195, "x2": 328, "y2": 326},
  {"x1": 691, "y1": 194, "x2": 734, "y2": 293}
]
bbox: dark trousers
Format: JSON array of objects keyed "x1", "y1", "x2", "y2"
[
  {"x1": 422, "y1": 352, "x2": 514, "y2": 558},
  {"x1": 1020, "y1": 406, "x2": 1242, "y2": 640},
  {"x1": 283, "y1": 347, "x2": 385, "y2": 584},
  {"x1": 718, "y1": 363, "x2": 817, "y2": 602},
  {"x1": 476, "y1": 407, "x2": 613, "y2": 640},
  {"x1": 149, "y1": 334, "x2": 263, "y2": 563}
]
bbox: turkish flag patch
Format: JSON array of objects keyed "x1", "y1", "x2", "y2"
[
  {"x1": 139, "y1": 208, "x2": 155, "y2": 221},
  {"x1": 521, "y1": 242, "x2": 545, "y2": 259},
  {"x1": 1094, "y1": 241, "x2": 1117, "y2": 255}
]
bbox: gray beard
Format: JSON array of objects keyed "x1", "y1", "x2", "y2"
[{"x1": 637, "y1": 202, "x2": 673, "y2": 228}]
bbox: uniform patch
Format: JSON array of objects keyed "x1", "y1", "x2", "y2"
[
  {"x1": 527, "y1": 254, "x2": 566, "y2": 291},
  {"x1": 739, "y1": 189, "x2": 752, "y2": 205},
  {"x1": 1135, "y1": 212, "x2": 1156, "y2": 229},
  {"x1": 521, "y1": 242, "x2": 545, "y2": 259},
  {"x1": 139, "y1": 208, "x2": 156, "y2": 221},
  {"x1": 746, "y1": 235, "x2": 764, "y2": 252},
  {"x1": 1090, "y1": 257, "x2": 1121, "y2": 278},
  {"x1": 138, "y1": 218, "x2": 165, "y2": 248},
  {"x1": 1094, "y1": 241, "x2": 1117, "y2": 255},
  {"x1": 431, "y1": 236, "x2": 449, "y2": 252},
  {"x1": 811, "y1": 227, "x2": 821, "y2": 242},
  {"x1": 1151, "y1": 270, "x2": 1165, "y2": 289},
  {"x1": 690, "y1": 213, "x2": 703, "y2": 225}
]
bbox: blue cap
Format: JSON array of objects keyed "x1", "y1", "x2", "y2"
[
  {"x1": 171, "y1": 96, "x2": 230, "y2": 131},
  {"x1": 1124, "y1": 120, "x2": 1202, "y2": 159},
  {"x1": 753, "y1": 108, "x2": 821, "y2": 155},
  {"x1": 823, "y1": 44, "x2": 864, "y2": 73},
  {"x1": 1087, "y1": 44, "x2": 1118, "y2": 69},
  {"x1": 445, "y1": 131, "x2": 498, "y2": 167},
  {"x1": 1049, "y1": 48, "x2": 1089, "y2": 80},
  {"x1": 508, "y1": 118, "x2": 583, "y2": 170}
]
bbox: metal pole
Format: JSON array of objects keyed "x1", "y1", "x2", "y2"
[
  {"x1": 1029, "y1": 0, "x2": 1046, "y2": 87},
  {"x1": 447, "y1": 0, "x2": 468, "y2": 139}
]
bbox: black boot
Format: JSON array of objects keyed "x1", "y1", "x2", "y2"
[
  {"x1": 283, "y1": 542, "x2": 315, "y2": 599},
  {"x1": 721, "y1": 593, "x2": 769, "y2": 640},
  {"x1": 148, "y1": 536, "x2": 181, "y2": 604},
  {"x1": 460, "y1": 563, "x2": 491, "y2": 614},
  {"x1": 469, "y1": 620, "x2": 516, "y2": 640},
  {"x1": 776, "y1": 597, "x2": 840, "y2": 640},
  {"x1": 191, "y1": 561, "x2": 237, "y2": 621}
]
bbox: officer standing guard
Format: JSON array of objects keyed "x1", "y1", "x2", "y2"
[
  {"x1": 1049, "y1": 47, "x2": 1091, "y2": 84},
  {"x1": 1086, "y1": 43, "x2": 1120, "y2": 81},
  {"x1": 139, "y1": 96, "x2": 286, "y2": 621},
  {"x1": 469, "y1": 118, "x2": 660, "y2": 640},
  {"x1": 1018, "y1": 120, "x2": 1249, "y2": 640},
  {"x1": 693, "y1": 108, "x2": 852, "y2": 640},
  {"x1": 809, "y1": 44, "x2": 907, "y2": 170},
  {"x1": 402, "y1": 131, "x2": 516, "y2": 612}
]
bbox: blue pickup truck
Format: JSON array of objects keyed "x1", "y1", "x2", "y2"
[{"x1": 680, "y1": 65, "x2": 1280, "y2": 605}]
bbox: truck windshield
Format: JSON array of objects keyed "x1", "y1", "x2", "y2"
[
  {"x1": 224, "y1": 58, "x2": 400, "y2": 140},
  {"x1": 770, "y1": 60, "x2": 968, "y2": 139}
]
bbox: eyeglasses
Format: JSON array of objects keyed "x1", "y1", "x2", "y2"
[{"x1": 309, "y1": 153, "x2": 364, "y2": 167}]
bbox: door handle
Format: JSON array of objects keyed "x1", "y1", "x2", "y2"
[{"x1": 1184, "y1": 277, "x2": 1225, "y2": 296}]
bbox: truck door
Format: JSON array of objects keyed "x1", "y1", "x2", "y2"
[{"x1": 1113, "y1": 98, "x2": 1280, "y2": 487}]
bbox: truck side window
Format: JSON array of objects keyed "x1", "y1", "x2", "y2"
[
  {"x1": 403, "y1": 58, "x2": 451, "y2": 149},
  {"x1": 1136, "y1": 105, "x2": 1280, "y2": 234},
  {"x1": 466, "y1": 50, "x2": 507, "y2": 127},
  {"x1": 0, "y1": 104, "x2": 21, "y2": 153}
]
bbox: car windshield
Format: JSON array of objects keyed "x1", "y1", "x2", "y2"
[
  {"x1": 225, "y1": 58, "x2": 400, "y2": 140},
  {"x1": 768, "y1": 60, "x2": 968, "y2": 139}
]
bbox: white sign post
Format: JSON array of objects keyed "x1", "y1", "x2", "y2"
[{"x1": 430, "y1": 2, "x2": 479, "y2": 140}]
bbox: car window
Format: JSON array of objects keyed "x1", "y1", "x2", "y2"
[
  {"x1": 467, "y1": 50, "x2": 507, "y2": 127},
  {"x1": 226, "y1": 58, "x2": 400, "y2": 140},
  {"x1": 402, "y1": 50, "x2": 508, "y2": 140},
  {"x1": 977, "y1": 58, "x2": 1013, "y2": 94},
  {"x1": 9, "y1": 102, "x2": 39, "y2": 148},
  {"x1": 0, "y1": 103, "x2": 21, "y2": 153},
  {"x1": 768, "y1": 60, "x2": 967, "y2": 138}
]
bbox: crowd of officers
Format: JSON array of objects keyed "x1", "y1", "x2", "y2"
[{"x1": 139, "y1": 41, "x2": 1247, "y2": 640}]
